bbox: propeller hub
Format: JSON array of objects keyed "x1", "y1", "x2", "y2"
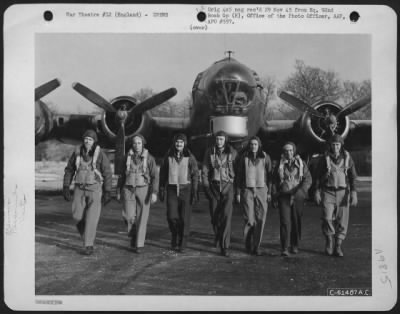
[{"x1": 116, "y1": 109, "x2": 128, "y2": 122}]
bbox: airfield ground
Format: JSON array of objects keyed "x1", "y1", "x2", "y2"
[{"x1": 35, "y1": 179, "x2": 371, "y2": 296}]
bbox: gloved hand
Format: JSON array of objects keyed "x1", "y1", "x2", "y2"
[
  {"x1": 116, "y1": 188, "x2": 121, "y2": 202},
  {"x1": 235, "y1": 194, "x2": 241, "y2": 204},
  {"x1": 102, "y1": 191, "x2": 112, "y2": 205},
  {"x1": 271, "y1": 192, "x2": 278, "y2": 209},
  {"x1": 350, "y1": 190, "x2": 358, "y2": 207},
  {"x1": 145, "y1": 185, "x2": 154, "y2": 204},
  {"x1": 151, "y1": 193, "x2": 158, "y2": 204},
  {"x1": 159, "y1": 188, "x2": 165, "y2": 202},
  {"x1": 63, "y1": 186, "x2": 71, "y2": 202},
  {"x1": 314, "y1": 189, "x2": 322, "y2": 205},
  {"x1": 191, "y1": 187, "x2": 199, "y2": 205}
]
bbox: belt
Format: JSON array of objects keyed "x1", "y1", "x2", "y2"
[
  {"x1": 168, "y1": 183, "x2": 190, "y2": 196},
  {"x1": 211, "y1": 180, "x2": 231, "y2": 184},
  {"x1": 77, "y1": 183, "x2": 96, "y2": 188},
  {"x1": 324, "y1": 186, "x2": 347, "y2": 191},
  {"x1": 211, "y1": 180, "x2": 232, "y2": 193}
]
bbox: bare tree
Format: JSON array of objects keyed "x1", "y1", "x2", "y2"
[
  {"x1": 132, "y1": 88, "x2": 176, "y2": 117},
  {"x1": 280, "y1": 60, "x2": 342, "y2": 104},
  {"x1": 132, "y1": 87, "x2": 154, "y2": 103},
  {"x1": 260, "y1": 75, "x2": 300, "y2": 120},
  {"x1": 342, "y1": 80, "x2": 371, "y2": 119},
  {"x1": 261, "y1": 76, "x2": 277, "y2": 103},
  {"x1": 342, "y1": 79, "x2": 371, "y2": 103},
  {"x1": 179, "y1": 93, "x2": 193, "y2": 118}
]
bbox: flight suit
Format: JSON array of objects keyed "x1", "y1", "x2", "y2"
[
  {"x1": 202, "y1": 145, "x2": 237, "y2": 253},
  {"x1": 314, "y1": 150, "x2": 357, "y2": 256},
  {"x1": 64, "y1": 145, "x2": 112, "y2": 248},
  {"x1": 236, "y1": 151, "x2": 272, "y2": 254},
  {"x1": 315, "y1": 152, "x2": 357, "y2": 240},
  {"x1": 273, "y1": 156, "x2": 312, "y2": 253},
  {"x1": 159, "y1": 149, "x2": 199, "y2": 251},
  {"x1": 118, "y1": 149, "x2": 157, "y2": 250}
]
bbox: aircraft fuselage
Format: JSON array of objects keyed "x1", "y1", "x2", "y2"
[{"x1": 189, "y1": 57, "x2": 266, "y2": 157}]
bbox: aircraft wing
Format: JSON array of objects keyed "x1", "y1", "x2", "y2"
[
  {"x1": 257, "y1": 120, "x2": 297, "y2": 158},
  {"x1": 50, "y1": 113, "x2": 105, "y2": 146},
  {"x1": 261, "y1": 120, "x2": 296, "y2": 134},
  {"x1": 258, "y1": 117, "x2": 371, "y2": 159},
  {"x1": 345, "y1": 120, "x2": 371, "y2": 150},
  {"x1": 152, "y1": 116, "x2": 191, "y2": 130},
  {"x1": 36, "y1": 113, "x2": 191, "y2": 159},
  {"x1": 142, "y1": 116, "x2": 191, "y2": 160}
]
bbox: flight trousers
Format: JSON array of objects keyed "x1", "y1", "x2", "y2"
[
  {"x1": 206, "y1": 181, "x2": 234, "y2": 250},
  {"x1": 241, "y1": 186, "x2": 268, "y2": 252},
  {"x1": 122, "y1": 185, "x2": 151, "y2": 248},
  {"x1": 278, "y1": 189, "x2": 306, "y2": 251},
  {"x1": 72, "y1": 184, "x2": 102, "y2": 247},
  {"x1": 321, "y1": 188, "x2": 350, "y2": 240},
  {"x1": 166, "y1": 184, "x2": 192, "y2": 248}
]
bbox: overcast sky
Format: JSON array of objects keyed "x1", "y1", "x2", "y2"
[{"x1": 36, "y1": 33, "x2": 370, "y2": 114}]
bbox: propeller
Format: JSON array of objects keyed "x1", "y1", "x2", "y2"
[
  {"x1": 35, "y1": 79, "x2": 61, "y2": 101},
  {"x1": 279, "y1": 91, "x2": 324, "y2": 118},
  {"x1": 114, "y1": 123, "x2": 126, "y2": 175},
  {"x1": 337, "y1": 95, "x2": 371, "y2": 119},
  {"x1": 72, "y1": 82, "x2": 177, "y2": 175},
  {"x1": 279, "y1": 91, "x2": 371, "y2": 139},
  {"x1": 126, "y1": 88, "x2": 177, "y2": 123},
  {"x1": 72, "y1": 82, "x2": 116, "y2": 112}
]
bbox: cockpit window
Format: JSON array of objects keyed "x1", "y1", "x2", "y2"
[{"x1": 209, "y1": 79, "x2": 255, "y2": 112}]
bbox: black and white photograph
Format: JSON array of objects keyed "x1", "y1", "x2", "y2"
[{"x1": 4, "y1": 4, "x2": 397, "y2": 311}]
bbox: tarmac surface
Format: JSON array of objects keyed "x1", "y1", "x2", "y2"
[{"x1": 35, "y1": 180, "x2": 371, "y2": 296}]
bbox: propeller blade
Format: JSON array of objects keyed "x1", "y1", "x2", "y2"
[
  {"x1": 114, "y1": 124, "x2": 126, "y2": 176},
  {"x1": 128, "y1": 88, "x2": 177, "y2": 118},
  {"x1": 279, "y1": 91, "x2": 324, "y2": 118},
  {"x1": 72, "y1": 82, "x2": 116, "y2": 112},
  {"x1": 35, "y1": 79, "x2": 61, "y2": 101},
  {"x1": 337, "y1": 95, "x2": 371, "y2": 118}
]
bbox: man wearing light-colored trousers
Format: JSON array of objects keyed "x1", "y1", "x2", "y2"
[
  {"x1": 314, "y1": 134, "x2": 358, "y2": 257},
  {"x1": 117, "y1": 134, "x2": 158, "y2": 253},
  {"x1": 63, "y1": 129, "x2": 112, "y2": 255},
  {"x1": 235, "y1": 136, "x2": 272, "y2": 256}
]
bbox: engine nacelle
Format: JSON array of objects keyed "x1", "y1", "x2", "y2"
[
  {"x1": 35, "y1": 100, "x2": 54, "y2": 144},
  {"x1": 100, "y1": 96, "x2": 153, "y2": 143},
  {"x1": 299, "y1": 100, "x2": 350, "y2": 145}
]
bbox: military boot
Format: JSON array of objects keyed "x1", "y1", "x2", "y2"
[
  {"x1": 335, "y1": 238, "x2": 344, "y2": 257},
  {"x1": 325, "y1": 236, "x2": 334, "y2": 256}
]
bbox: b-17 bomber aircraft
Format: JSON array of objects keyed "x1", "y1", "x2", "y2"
[
  {"x1": 35, "y1": 53, "x2": 371, "y2": 173},
  {"x1": 35, "y1": 78, "x2": 61, "y2": 144}
]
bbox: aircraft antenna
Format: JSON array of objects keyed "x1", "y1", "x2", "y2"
[{"x1": 225, "y1": 50, "x2": 234, "y2": 60}]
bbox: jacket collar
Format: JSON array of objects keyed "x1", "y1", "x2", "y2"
[
  {"x1": 128, "y1": 148, "x2": 148, "y2": 158},
  {"x1": 213, "y1": 144, "x2": 232, "y2": 155}
]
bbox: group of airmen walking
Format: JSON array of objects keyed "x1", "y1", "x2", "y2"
[{"x1": 63, "y1": 129, "x2": 358, "y2": 258}]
